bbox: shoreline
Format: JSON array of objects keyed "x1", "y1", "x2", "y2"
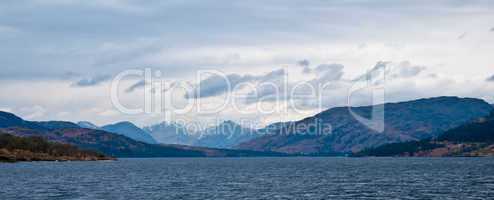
[{"x1": 0, "y1": 148, "x2": 115, "y2": 163}]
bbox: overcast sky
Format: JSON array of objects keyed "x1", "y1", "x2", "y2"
[{"x1": 0, "y1": 0, "x2": 493, "y2": 127}]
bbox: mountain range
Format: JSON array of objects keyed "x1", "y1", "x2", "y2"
[
  {"x1": 77, "y1": 120, "x2": 159, "y2": 144},
  {"x1": 143, "y1": 122, "x2": 196, "y2": 145},
  {"x1": 0, "y1": 111, "x2": 285, "y2": 157},
  {"x1": 237, "y1": 96, "x2": 494, "y2": 155},
  {"x1": 101, "y1": 121, "x2": 158, "y2": 144},
  {"x1": 144, "y1": 120, "x2": 261, "y2": 149},
  {"x1": 193, "y1": 120, "x2": 261, "y2": 149},
  {"x1": 2, "y1": 96, "x2": 493, "y2": 157}
]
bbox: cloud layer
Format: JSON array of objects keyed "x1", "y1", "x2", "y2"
[
  {"x1": 1, "y1": 1, "x2": 493, "y2": 126},
  {"x1": 71, "y1": 75, "x2": 111, "y2": 87},
  {"x1": 186, "y1": 69, "x2": 286, "y2": 99}
]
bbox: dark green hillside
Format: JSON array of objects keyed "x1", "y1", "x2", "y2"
[
  {"x1": 355, "y1": 140, "x2": 444, "y2": 157},
  {"x1": 0, "y1": 133, "x2": 112, "y2": 162},
  {"x1": 438, "y1": 112, "x2": 494, "y2": 143},
  {"x1": 356, "y1": 111, "x2": 494, "y2": 157}
]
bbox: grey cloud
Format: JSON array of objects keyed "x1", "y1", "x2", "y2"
[
  {"x1": 315, "y1": 64, "x2": 340, "y2": 72},
  {"x1": 297, "y1": 63, "x2": 346, "y2": 89},
  {"x1": 92, "y1": 39, "x2": 163, "y2": 67},
  {"x1": 1, "y1": 1, "x2": 491, "y2": 82},
  {"x1": 301, "y1": 62, "x2": 345, "y2": 76},
  {"x1": 32, "y1": 0, "x2": 147, "y2": 13},
  {"x1": 0, "y1": 25, "x2": 19, "y2": 35},
  {"x1": 490, "y1": 27, "x2": 494, "y2": 32},
  {"x1": 353, "y1": 61, "x2": 425, "y2": 83},
  {"x1": 297, "y1": 59, "x2": 312, "y2": 74},
  {"x1": 196, "y1": 63, "x2": 344, "y2": 104},
  {"x1": 297, "y1": 59, "x2": 310, "y2": 67},
  {"x1": 244, "y1": 84, "x2": 280, "y2": 104},
  {"x1": 306, "y1": 64, "x2": 346, "y2": 93},
  {"x1": 316, "y1": 72, "x2": 344, "y2": 84},
  {"x1": 302, "y1": 67, "x2": 312, "y2": 74},
  {"x1": 186, "y1": 69, "x2": 286, "y2": 99},
  {"x1": 353, "y1": 61, "x2": 389, "y2": 82},
  {"x1": 297, "y1": 59, "x2": 311, "y2": 74},
  {"x1": 258, "y1": 69, "x2": 285, "y2": 82},
  {"x1": 457, "y1": 32, "x2": 467, "y2": 40},
  {"x1": 1, "y1": 0, "x2": 493, "y2": 125},
  {"x1": 487, "y1": 74, "x2": 494, "y2": 82},
  {"x1": 391, "y1": 61, "x2": 426, "y2": 78},
  {"x1": 243, "y1": 63, "x2": 346, "y2": 105},
  {"x1": 185, "y1": 74, "x2": 253, "y2": 99},
  {"x1": 397, "y1": 66, "x2": 425, "y2": 78},
  {"x1": 126, "y1": 80, "x2": 147, "y2": 93},
  {"x1": 428, "y1": 73, "x2": 439, "y2": 78},
  {"x1": 71, "y1": 75, "x2": 111, "y2": 87}
]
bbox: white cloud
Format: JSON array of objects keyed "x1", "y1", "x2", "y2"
[
  {"x1": 0, "y1": 107, "x2": 12, "y2": 113},
  {"x1": 18, "y1": 105, "x2": 46, "y2": 120},
  {"x1": 98, "y1": 109, "x2": 120, "y2": 117}
]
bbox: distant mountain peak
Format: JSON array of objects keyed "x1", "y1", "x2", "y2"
[
  {"x1": 111, "y1": 121, "x2": 136, "y2": 127},
  {"x1": 34, "y1": 121, "x2": 80, "y2": 130},
  {"x1": 193, "y1": 121, "x2": 261, "y2": 149},
  {"x1": 220, "y1": 120, "x2": 237, "y2": 124},
  {"x1": 102, "y1": 121, "x2": 158, "y2": 144},
  {"x1": 0, "y1": 110, "x2": 281, "y2": 157},
  {"x1": 0, "y1": 111, "x2": 47, "y2": 130},
  {"x1": 217, "y1": 120, "x2": 241, "y2": 128},
  {"x1": 0, "y1": 111, "x2": 23, "y2": 122},
  {"x1": 77, "y1": 121, "x2": 100, "y2": 130},
  {"x1": 143, "y1": 121, "x2": 196, "y2": 145},
  {"x1": 146, "y1": 121, "x2": 186, "y2": 130}
]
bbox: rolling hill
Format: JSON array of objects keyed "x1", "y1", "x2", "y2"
[
  {"x1": 356, "y1": 111, "x2": 494, "y2": 157},
  {"x1": 0, "y1": 133, "x2": 112, "y2": 162},
  {"x1": 237, "y1": 97, "x2": 493, "y2": 154}
]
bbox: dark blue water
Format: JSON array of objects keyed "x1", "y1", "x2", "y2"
[{"x1": 1, "y1": 157, "x2": 494, "y2": 199}]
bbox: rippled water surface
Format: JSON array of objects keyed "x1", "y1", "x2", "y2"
[{"x1": 1, "y1": 157, "x2": 494, "y2": 199}]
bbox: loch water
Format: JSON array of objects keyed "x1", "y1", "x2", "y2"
[{"x1": 1, "y1": 157, "x2": 494, "y2": 199}]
